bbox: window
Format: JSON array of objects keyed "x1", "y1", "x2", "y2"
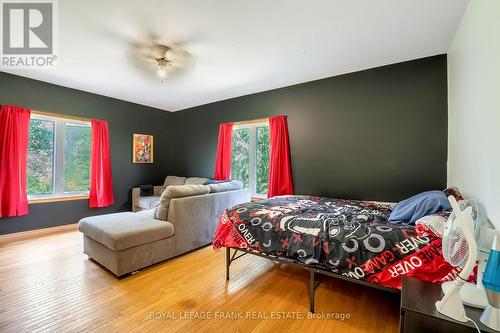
[
  {"x1": 231, "y1": 122, "x2": 270, "y2": 197},
  {"x1": 28, "y1": 113, "x2": 91, "y2": 199}
]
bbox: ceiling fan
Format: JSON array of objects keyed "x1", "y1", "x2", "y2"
[{"x1": 129, "y1": 40, "x2": 193, "y2": 83}]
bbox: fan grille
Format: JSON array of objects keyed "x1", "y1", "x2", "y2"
[{"x1": 442, "y1": 225, "x2": 469, "y2": 267}]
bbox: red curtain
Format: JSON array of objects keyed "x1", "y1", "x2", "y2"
[
  {"x1": 89, "y1": 120, "x2": 114, "y2": 208},
  {"x1": 268, "y1": 116, "x2": 293, "y2": 198},
  {"x1": 213, "y1": 122, "x2": 234, "y2": 180},
  {"x1": 0, "y1": 105, "x2": 31, "y2": 217}
]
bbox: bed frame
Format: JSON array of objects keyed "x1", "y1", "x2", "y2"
[{"x1": 225, "y1": 247, "x2": 399, "y2": 313}]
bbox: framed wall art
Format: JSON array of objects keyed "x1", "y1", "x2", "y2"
[{"x1": 133, "y1": 133, "x2": 154, "y2": 163}]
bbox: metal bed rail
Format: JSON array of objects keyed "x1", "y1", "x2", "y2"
[{"x1": 225, "y1": 247, "x2": 399, "y2": 313}]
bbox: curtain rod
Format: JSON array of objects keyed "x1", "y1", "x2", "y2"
[
  {"x1": 32, "y1": 110, "x2": 92, "y2": 123},
  {"x1": 232, "y1": 117, "x2": 270, "y2": 126}
]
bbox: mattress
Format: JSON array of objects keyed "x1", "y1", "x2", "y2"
[{"x1": 213, "y1": 195, "x2": 462, "y2": 289}]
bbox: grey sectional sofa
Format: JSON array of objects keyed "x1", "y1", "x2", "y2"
[{"x1": 79, "y1": 181, "x2": 250, "y2": 277}]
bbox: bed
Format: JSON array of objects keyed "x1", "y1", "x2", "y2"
[{"x1": 213, "y1": 195, "x2": 459, "y2": 312}]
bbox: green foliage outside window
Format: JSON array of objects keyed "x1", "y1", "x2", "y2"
[
  {"x1": 27, "y1": 119, "x2": 91, "y2": 196},
  {"x1": 231, "y1": 128, "x2": 250, "y2": 188},
  {"x1": 231, "y1": 125, "x2": 270, "y2": 196},
  {"x1": 27, "y1": 119, "x2": 54, "y2": 195},
  {"x1": 256, "y1": 126, "x2": 270, "y2": 194},
  {"x1": 64, "y1": 125, "x2": 91, "y2": 192}
]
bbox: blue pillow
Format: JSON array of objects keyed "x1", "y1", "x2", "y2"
[
  {"x1": 388, "y1": 190, "x2": 451, "y2": 225},
  {"x1": 205, "y1": 179, "x2": 231, "y2": 185}
]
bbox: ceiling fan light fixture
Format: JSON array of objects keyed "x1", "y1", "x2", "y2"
[
  {"x1": 156, "y1": 58, "x2": 169, "y2": 82},
  {"x1": 157, "y1": 67, "x2": 167, "y2": 82}
]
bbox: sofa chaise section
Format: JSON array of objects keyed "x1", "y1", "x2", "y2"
[
  {"x1": 78, "y1": 212, "x2": 175, "y2": 277},
  {"x1": 79, "y1": 186, "x2": 251, "y2": 277}
]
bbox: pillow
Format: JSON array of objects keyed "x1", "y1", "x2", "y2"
[
  {"x1": 388, "y1": 190, "x2": 451, "y2": 225},
  {"x1": 415, "y1": 212, "x2": 449, "y2": 237},
  {"x1": 139, "y1": 184, "x2": 153, "y2": 196},
  {"x1": 207, "y1": 180, "x2": 243, "y2": 193},
  {"x1": 205, "y1": 179, "x2": 231, "y2": 185},
  {"x1": 155, "y1": 184, "x2": 210, "y2": 221},
  {"x1": 185, "y1": 177, "x2": 210, "y2": 185},
  {"x1": 163, "y1": 176, "x2": 187, "y2": 187}
]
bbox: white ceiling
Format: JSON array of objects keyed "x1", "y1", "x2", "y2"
[{"x1": 1, "y1": 0, "x2": 469, "y2": 111}]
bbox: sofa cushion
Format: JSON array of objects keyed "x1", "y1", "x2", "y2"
[
  {"x1": 185, "y1": 177, "x2": 210, "y2": 185},
  {"x1": 137, "y1": 195, "x2": 161, "y2": 209},
  {"x1": 78, "y1": 212, "x2": 174, "y2": 251},
  {"x1": 136, "y1": 209, "x2": 156, "y2": 218},
  {"x1": 207, "y1": 180, "x2": 243, "y2": 193},
  {"x1": 155, "y1": 184, "x2": 211, "y2": 221},
  {"x1": 164, "y1": 176, "x2": 187, "y2": 187}
]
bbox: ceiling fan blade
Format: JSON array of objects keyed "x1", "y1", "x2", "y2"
[
  {"x1": 167, "y1": 48, "x2": 193, "y2": 68},
  {"x1": 169, "y1": 32, "x2": 207, "y2": 48}
]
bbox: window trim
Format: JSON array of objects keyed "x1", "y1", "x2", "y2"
[
  {"x1": 28, "y1": 194, "x2": 89, "y2": 204},
  {"x1": 28, "y1": 113, "x2": 91, "y2": 201},
  {"x1": 232, "y1": 121, "x2": 269, "y2": 198}
]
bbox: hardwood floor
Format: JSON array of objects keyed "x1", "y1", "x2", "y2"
[{"x1": 0, "y1": 226, "x2": 400, "y2": 333}]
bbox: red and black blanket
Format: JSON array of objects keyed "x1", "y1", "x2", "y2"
[{"x1": 213, "y1": 195, "x2": 464, "y2": 289}]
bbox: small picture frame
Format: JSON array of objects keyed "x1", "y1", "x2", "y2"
[{"x1": 133, "y1": 133, "x2": 154, "y2": 163}]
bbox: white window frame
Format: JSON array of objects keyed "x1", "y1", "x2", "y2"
[
  {"x1": 232, "y1": 121, "x2": 269, "y2": 198},
  {"x1": 28, "y1": 113, "x2": 91, "y2": 200}
]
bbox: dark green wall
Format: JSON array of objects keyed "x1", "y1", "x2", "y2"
[
  {"x1": 0, "y1": 55, "x2": 448, "y2": 235},
  {"x1": 172, "y1": 55, "x2": 448, "y2": 202},
  {"x1": 0, "y1": 72, "x2": 173, "y2": 235}
]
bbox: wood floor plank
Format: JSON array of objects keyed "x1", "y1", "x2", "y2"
[{"x1": 0, "y1": 228, "x2": 399, "y2": 333}]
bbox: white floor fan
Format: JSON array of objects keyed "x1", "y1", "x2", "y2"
[{"x1": 435, "y1": 196, "x2": 488, "y2": 323}]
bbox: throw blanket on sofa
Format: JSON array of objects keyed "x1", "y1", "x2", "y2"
[{"x1": 213, "y1": 195, "x2": 465, "y2": 289}]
